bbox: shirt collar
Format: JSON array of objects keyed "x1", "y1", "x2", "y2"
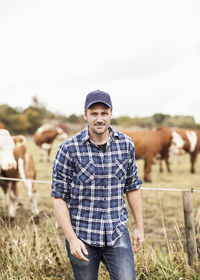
[
  {"x1": 81, "y1": 126, "x2": 119, "y2": 144},
  {"x1": 81, "y1": 126, "x2": 90, "y2": 143}
]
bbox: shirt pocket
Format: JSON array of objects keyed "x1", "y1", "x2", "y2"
[
  {"x1": 115, "y1": 158, "x2": 129, "y2": 181},
  {"x1": 75, "y1": 159, "x2": 95, "y2": 184}
]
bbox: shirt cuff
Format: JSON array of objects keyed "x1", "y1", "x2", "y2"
[{"x1": 124, "y1": 179, "x2": 142, "y2": 192}]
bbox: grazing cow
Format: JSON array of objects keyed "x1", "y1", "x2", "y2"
[
  {"x1": 0, "y1": 129, "x2": 17, "y2": 193},
  {"x1": 0, "y1": 132, "x2": 39, "y2": 221},
  {"x1": 169, "y1": 128, "x2": 200, "y2": 173},
  {"x1": 121, "y1": 127, "x2": 184, "y2": 182},
  {"x1": 0, "y1": 129, "x2": 17, "y2": 171},
  {"x1": 34, "y1": 125, "x2": 67, "y2": 162},
  {"x1": 158, "y1": 128, "x2": 185, "y2": 173}
]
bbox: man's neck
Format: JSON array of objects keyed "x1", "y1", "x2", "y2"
[{"x1": 89, "y1": 128, "x2": 110, "y2": 145}]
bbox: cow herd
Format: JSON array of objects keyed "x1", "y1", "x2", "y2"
[{"x1": 0, "y1": 125, "x2": 200, "y2": 221}]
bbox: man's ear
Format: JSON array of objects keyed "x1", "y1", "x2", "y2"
[{"x1": 84, "y1": 109, "x2": 87, "y2": 120}]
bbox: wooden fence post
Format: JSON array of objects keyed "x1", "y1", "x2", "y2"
[{"x1": 182, "y1": 191, "x2": 198, "y2": 266}]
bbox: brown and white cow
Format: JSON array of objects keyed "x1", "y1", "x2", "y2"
[
  {"x1": 165, "y1": 128, "x2": 200, "y2": 173},
  {"x1": 0, "y1": 129, "x2": 17, "y2": 172},
  {"x1": 0, "y1": 131, "x2": 39, "y2": 221},
  {"x1": 121, "y1": 127, "x2": 184, "y2": 182},
  {"x1": 158, "y1": 128, "x2": 185, "y2": 173},
  {"x1": 34, "y1": 125, "x2": 67, "y2": 162}
]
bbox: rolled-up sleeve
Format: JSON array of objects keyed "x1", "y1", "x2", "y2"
[
  {"x1": 51, "y1": 143, "x2": 74, "y2": 202},
  {"x1": 124, "y1": 144, "x2": 142, "y2": 192}
]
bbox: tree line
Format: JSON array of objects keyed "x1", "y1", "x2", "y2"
[{"x1": 0, "y1": 96, "x2": 199, "y2": 135}]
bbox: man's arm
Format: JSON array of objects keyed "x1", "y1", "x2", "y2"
[
  {"x1": 53, "y1": 198, "x2": 89, "y2": 262},
  {"x1": 126, "y1": 189, "x2": 144, "y2": 253}
]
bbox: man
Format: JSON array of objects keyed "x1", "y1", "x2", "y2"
[{"x1": 51, "y1": 90, "x2": 144, "y2": 280}]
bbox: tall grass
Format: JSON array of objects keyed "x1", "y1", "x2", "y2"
[
  {"x1": 0, "y1": 138, "x2": 200, "y2": 279},
  {"x1": 0, "y1": 216, "x2": 73, "y2": 280},
  {"x1": 0, "y1": 215, "x2": 199, "y2": 280}
]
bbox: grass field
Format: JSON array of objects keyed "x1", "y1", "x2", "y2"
[{"x1": 0, "y1": 137, "x2": 200, "y2": 279}]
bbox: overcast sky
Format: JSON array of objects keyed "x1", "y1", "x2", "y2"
[{"x1": 0, "y1": 0, "x2": 200, "y2": 122}]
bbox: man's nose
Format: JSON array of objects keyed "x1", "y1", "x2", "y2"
[{"x1": 96, "y1": 115, "x2": 103, "y2": 122}]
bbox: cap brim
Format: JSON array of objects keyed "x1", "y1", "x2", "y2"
[{"x1": 85, "y1": 100, "x2": 112, "y2": 109}]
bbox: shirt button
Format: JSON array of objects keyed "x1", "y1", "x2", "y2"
[{"x1": 104, "y1": 198, "x2": 106, "y2": 201}]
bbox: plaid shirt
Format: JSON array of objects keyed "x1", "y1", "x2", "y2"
[{"x1": 51, "y1": 126, "x2": 142, "y2": 247}]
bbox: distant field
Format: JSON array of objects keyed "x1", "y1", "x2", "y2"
[{"x1": 0, "y1": 137, "x2": 200, "y2": 279}]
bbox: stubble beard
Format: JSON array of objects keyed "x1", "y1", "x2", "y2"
[
  {"x1": 94, "y1": 127, "x2": 107, "y2": 135},
  {"x1": 92, "y1": 123, "x2": 109, "y2": 136}
]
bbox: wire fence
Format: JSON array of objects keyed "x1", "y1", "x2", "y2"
[
  {"x1": 1, "y1": 176, "x2": 200, "y2": 193},
  {"x1": 0, "y1": 176, "x2": 51, "y2": 184}
]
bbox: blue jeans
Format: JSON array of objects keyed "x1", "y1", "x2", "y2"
[{"x1": 65, "y1": 228, "x2": 135, "y2": 280}]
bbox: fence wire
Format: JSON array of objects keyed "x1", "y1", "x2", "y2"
[{"x1": 1, "y1": 176, "x2": 200, "y2": 193}]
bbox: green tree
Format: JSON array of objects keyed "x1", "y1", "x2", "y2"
[
  {"x1": 9, "y1": 114, "x2": 29, "y2": 134},
  {"x1": 67, "y1": 114, "x2": 80, "y2": 124},
  {"x1": 0, "y1": 104, "x2": 21, "y2": 133},
  {"x1": 152, "y1": 113, "x2": 169, "y2": 125},
  {"x1": 24, "y1": 108, "x2": 42, "y2": 134},
  {"x1": 117, "y1": 116, "x2": 133, "y2": 128}
]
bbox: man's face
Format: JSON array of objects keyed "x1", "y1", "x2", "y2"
[{"x1": 84, "y1": 103, "x2": 112, "y2": 136}]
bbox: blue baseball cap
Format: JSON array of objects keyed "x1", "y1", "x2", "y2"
[{"x1": 84, "y1": 90, "x2": 113, "y2": 109}]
